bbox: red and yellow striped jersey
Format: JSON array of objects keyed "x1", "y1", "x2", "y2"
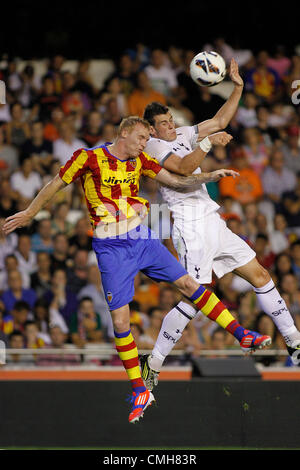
[{"x1": 59, "y1": 144, "x2": 162, "y2": 228}]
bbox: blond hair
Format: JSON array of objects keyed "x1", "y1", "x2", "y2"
[{"x1": 117, "y1": 116, "x2": 150, "y2": 138}]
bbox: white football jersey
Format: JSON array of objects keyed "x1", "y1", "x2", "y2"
[{"x1": 145, "y1": 125, "x2": 219, "y2": 221}]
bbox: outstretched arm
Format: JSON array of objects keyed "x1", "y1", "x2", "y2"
[
  {"x1": 2, "y1": 174, "x2": 67, "y2": 235},
  {"x1": 155, "y1": 167, "x2": 239, "y2": 190},
  {"x1": 196, "y1": 58, "x2": 244, "y2": 139}
]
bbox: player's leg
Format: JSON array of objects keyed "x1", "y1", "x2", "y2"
[
  {"x1": 92, "y1": 235, "x2": 154, "y2": 422},
  {"x1": 234, "y1": 257, "x2": 300, "y2": 363},
  {"x1": 110, "y1": 303, "x2": 155, "y2": 423},
  {"x1": 140, "y1": 234, "x2": 271, "y2": 387}
]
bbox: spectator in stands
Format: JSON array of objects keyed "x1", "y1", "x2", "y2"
[
  {"x1": 80, "y1": 110, "x2": 103, "y2": 147},
  {"x1": 94, "y1": 122, "x2": 116, "y2": 147},
  {"x1": 0, "y1": 254, "x2": 30, "y2": 292},
  {"x1": 262, "y1": 149, "x2": 297, "y2": 208},
  {"x1": 70, "y1": 297, "x2": 103, "y2": 347},
  {"x1": 206, "y1": 327, "x2": 228, "y2": 357},
  {"x1": 281, "y1": 126, "x2": 300, "y2": 173},
  {"x1": 10, "y1": 157, "x2": 43, "y2": 202},
  {"x1": 274, "y1": 253, "x2": 294, "y2": 284},
  {"x1": 267, "y1": 45, "x2": 291, "y2": 80},
  {"x1": 36, "y1": 325, "x2": 81, "y2": 366},
  {"x1": 256, "y1": 106, "x2": 281, "y2": 146},
  {"x1": 159, "y1": 285, "x2": 179, "y2": 316},
  {"x1": 290, "y1": 240, "x2": 300, "y2": 284},
  {"x1": 24, "y1": 320, "x2": 45, "y2": 348},
  {"x1": 108, "y1": 53, "x2": 137, "y2": 97},
  {"x1": 33, "y1": 298, "x2": 68, "y2": 345},
  {"x1": 37, "y1": 75, "x2": 61, "y2": 122},
  {"x1": 15, "y1": 233, "x2": 37, "y2": 282},
  {"x1": 2, "y1": 300, "x2": 32, "y2": 335},
  {"x1": 78, "y1": 264, "x2": 112, "y2": 339},
  {"x1": 7, "y1": 330, "x2": 27, "y2": 364},
  {"x1": 236, "y1": 92, "x2": 258, "y2": 129},
  {"x1": 269, "y1": 213, "x2": 290, "y2": 255},
  {"x1": 18, "y1": 64, "x2": 39, "y2": 109},
  {"x1": 66, "y1": 249, "x2": 89, "y2": 293},
  {"x1": 0, "y1": 177, "x2": 19, "y2": 219},
  {"x1": 75, "y1": 60, "x2": 96, "y2": 100},
  {"x1": 6, "y1": 101, "x2": 30, "y2": 148},
  {"x1": 44, "y1": 268, "x2": 78, "y2": 326},
  {"x1": 30, "y1": 252, "x2": 52, "y2": 298},
  {"x1": 68, "y1": 216, "x2": 92, "y2": 255},
  {"x1": 279, "y1": 273, "x2": 300, "y2": 326},
  {"x1": 281, "y1": 172, "x2": 300, "y2": 232},
  {"x1": 0, "y1": 125, "x2": 19, "y2": 173},
  {"x1": 43, "y1": 106, "x2": 64, "y2": 142},
  {"x1": 128, "y1": 71, "x2": 167, "y2": 118},
  {"x1": 0, "y1": 217, "x2": 18, "y2": 272},
  {"x1": 31, "y1": 218, "x2": 54, "y2": 254},
  {"x1": 50, "y1": 232, "x2": 71, "y2": 273},
  {"x1": 137, "y1": 307, "x2": 164, "y2": 349},
  {"x1": 218, "y1": 150, "x2": 263, "y2": 205},
  {"x1": 53, "y1": 118, "x2": 86, "y2": 166},
  {"x1": 20, "y1": 121, "x2": 53, "y2": 174},
  {"x1": 244, "y1": 50, "x2": 282, "y2": 104},
  {"x1": 51, "y1": 201, "x2": 73, "y2": 236},
  {"x1": 253, "y1": 233, "x2": 276, "y2": 270},
  {"x1": 242, "y1": 127, "x2": 270, "y2": 175},
  {"x1": 99, "y1": 76, "x2": 128, "y2": 118},
  {"x1": 1, "y1": 270, "x2": 36, "y2": 314},
  {"x1": 144, "y1": 48, "x2": 178, "y2": 98}
]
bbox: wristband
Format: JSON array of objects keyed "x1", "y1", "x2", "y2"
[{"x1": 198, "y1": 136, "x2": 212, "y2": 153}]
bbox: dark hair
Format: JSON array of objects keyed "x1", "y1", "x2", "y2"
[
  {"x1": 79, "y1": 296, "x2": 93, "y2": 305},
  {"x1": 143, "y1": 101, "x2": 169, "y2": 127},
  {"x1": 13, "y1": 301, "x2": 30, "y2": 312},
  {"x1": 9, "y1": 330, "x2": 24, "y2": 340}
]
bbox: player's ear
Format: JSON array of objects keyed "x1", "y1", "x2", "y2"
[{"x1": 149, "y1": 125, "x2": 156, "y2": 137}]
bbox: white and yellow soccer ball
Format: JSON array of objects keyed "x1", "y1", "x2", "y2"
[{"x1": 189, "y1": 51, "x2": 226, "y2": 87}]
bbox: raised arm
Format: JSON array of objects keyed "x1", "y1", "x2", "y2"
[
  {"x1": 155, "y1": 167, "x2": 239, "y2": 190},
  {"x1": 162, "y1": 131, "x2": 232, "y2": 176},
  {"x1": 2, "y1": 174, "x2": 67, "y2": 235},
  {"x1": 196, "y1": 58, "x2": 244, "y2": 139}
]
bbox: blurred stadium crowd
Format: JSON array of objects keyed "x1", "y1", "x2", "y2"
[{"x1": 0, "y1": 38, "x2": 300, "y2": 367}]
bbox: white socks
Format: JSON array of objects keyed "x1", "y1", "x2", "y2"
[
  {"x1": 149, "y1": 301, "x2": 197, "y2": 372},
  {"x1": 149, "y1": 279, "x2": 300, "y2": 373},
  {"x1": 254, "y1": 279, "x2": 300, "y2": 346}
]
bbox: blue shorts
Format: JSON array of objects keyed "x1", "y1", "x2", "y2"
[{"x1": 92, "y1": 224, "x2": 187, "y2": 310}]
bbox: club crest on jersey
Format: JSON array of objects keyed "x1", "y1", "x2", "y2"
[
  {"x1": 128, "y1": 159, "x2": 137, "y2": 169},
  {"x1": 106, "y1": 291, "x2": 113, "y2": 303}
]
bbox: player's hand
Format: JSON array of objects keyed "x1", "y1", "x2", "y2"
[
  {"x1": 206, "y1": 169, "x2": 240, "y2": 182},
  {"x1": 208, "y1": 131, "x2": 233, "y2": 147},
  {"x1": 2, "y1": 210, "x2": 32, "y2": 235},
  {"x1": 229, "y1": 58, "x2": 243, "y2": 87}
]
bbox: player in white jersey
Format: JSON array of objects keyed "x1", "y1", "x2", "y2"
[{"x1": 140, "y1": 59, "x2": 300, "y2": 389}]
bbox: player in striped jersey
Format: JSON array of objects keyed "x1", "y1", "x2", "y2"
[{"x1": 2, "y1": 116, "x2": 270, "y2": 423}]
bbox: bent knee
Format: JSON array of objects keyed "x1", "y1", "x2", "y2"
[{"x1": 174, "y1": 274, "x2": 200, "y2": 297}]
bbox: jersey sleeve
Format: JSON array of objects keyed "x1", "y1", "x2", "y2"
[
  {"x1": 139, "y1": 152, "x2": 162, "y2": 179},
  {"x1": 177, "y1": 125, "x2": 199, "y2": 150},
  {"x1": 59, "y1": 148, "x2": 90, "y2": 184},
  {"x1": 145, "y1": 139, "x2": 174, "y2": 165}
]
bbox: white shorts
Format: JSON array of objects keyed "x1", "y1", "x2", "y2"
[{"x1": 172, "y1": 212, "x2": 256, "y2": 284}]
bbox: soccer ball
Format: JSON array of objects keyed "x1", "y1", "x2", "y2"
[{"x1": 190, "y1": 51, "x2": 226, "y2": 87}]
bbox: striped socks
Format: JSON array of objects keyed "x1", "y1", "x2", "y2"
[
  {"x1": 189, "y1": 285, "x2": 246, "y2": 341},
  {"x1": 114, "y1": 329, "x2": 146, "y2": 393}
]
